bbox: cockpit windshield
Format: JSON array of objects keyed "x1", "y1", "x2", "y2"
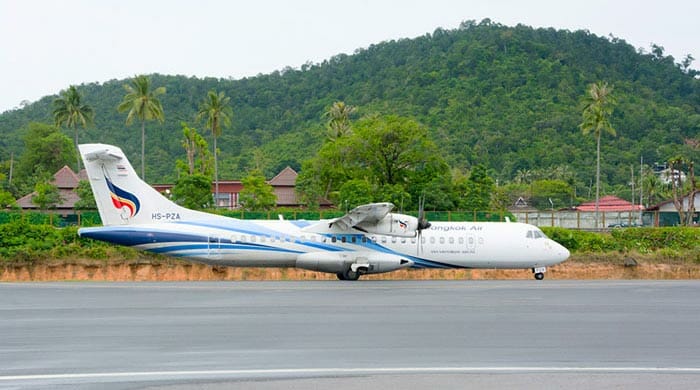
[{"x1": 526, "y1": 229, "x2": 545, "y2": 239}]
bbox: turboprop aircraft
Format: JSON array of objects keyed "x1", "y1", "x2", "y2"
[{"x1": 77, "y1": 143, "x2": 569, "y2": 280}]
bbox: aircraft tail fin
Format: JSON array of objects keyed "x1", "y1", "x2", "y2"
[{"x1": 79, "y1": 143, "x2": 213, "y2": 226}]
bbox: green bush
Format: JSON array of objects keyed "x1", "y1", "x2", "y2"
[
  {"x1": 542, "y1": 227, "x2": 700, "y2": 254},
  {"x1": 541, "y1": 227, "x2": 619, "y2": 252}
]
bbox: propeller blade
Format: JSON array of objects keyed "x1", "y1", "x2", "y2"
[{"x1": 416, "y1": 193, "x2": 430, "y2": 255}]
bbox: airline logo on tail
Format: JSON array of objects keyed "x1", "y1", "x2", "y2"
[{"x1": 105, "y1": 176, "x2": 140, "y2": 218}]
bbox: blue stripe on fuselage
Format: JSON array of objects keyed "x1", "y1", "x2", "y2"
[{"x1": 79, "y1": 227, "x2": 207, "y2": 247}]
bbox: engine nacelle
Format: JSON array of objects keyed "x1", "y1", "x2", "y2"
[
  {"x1": 296, "y1": 252, "x2": 414, "y2": 275},
  {"x1": 355, "y1": 213, "x2": 418, "y2": 238}
]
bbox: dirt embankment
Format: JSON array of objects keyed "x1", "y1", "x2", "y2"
[{"x1": 2, "y1": 258, "x2": 700, "y2": 281}]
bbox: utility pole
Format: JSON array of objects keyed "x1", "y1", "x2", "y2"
[
  {"x1": 630, "y1": 165, "x2": 635, "y2": 206},
  {"x1": 639, "y1": 156, "x2": 644, "y2": 208}
]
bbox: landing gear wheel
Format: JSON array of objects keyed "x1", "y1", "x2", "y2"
[
  {"x1": 341, "y1": 268, "x2": 361, "y2": 281},
  {"x1": 534, "y1": 272, "x2": 545, "y2": 280}
]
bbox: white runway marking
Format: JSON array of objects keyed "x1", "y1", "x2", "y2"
[{"x1": 3, "y1": 366, "x2": 700, "y2": 382}]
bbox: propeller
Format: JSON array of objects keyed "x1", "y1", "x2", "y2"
[{"x1": 416, "y1": 194, "x2": 431, "y2": 255}]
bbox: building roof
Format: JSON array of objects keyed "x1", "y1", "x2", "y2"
[
  {"x1": 17, "y1": 166, "x2": 85, "y2": 209},
  {"x1": 575, "y1": 195, "x2": 643, "y2": 212},
  {"x1": 268, "y1": 166, "x2": 297, "y2": 186},
  {"x1": 646, "y1": 192, "x2": 700, "y2": 211},
  {"x1": 52, "y1": 165, "x2": 82, "y2": 188}
]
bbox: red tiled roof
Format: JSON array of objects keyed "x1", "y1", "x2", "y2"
[{"x1": 576, "y1": 195, "x2": 643, "y2": 212}]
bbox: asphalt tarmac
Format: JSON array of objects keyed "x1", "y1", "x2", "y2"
[{"x1": 1, "y1": 280, "x2": 700, "y2": 389}]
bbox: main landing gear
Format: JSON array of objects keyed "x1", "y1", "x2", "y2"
[
  {"x1": 532, "y1": 267, "x2": 547, "y2": 280},
  {"x1": 337, "y1": 264, "x2": 370, "y2": 281},
  {"x1": 336, "y1": 268, "x2": 361, "y2": 281}
]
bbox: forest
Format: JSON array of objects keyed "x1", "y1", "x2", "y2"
[{"x1": 0, "y1": 19, "x2": 698, "y2": 210}]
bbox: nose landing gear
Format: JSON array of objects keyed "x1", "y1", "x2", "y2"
[{"x1": 532, "y1": 267, "x2": 547, "y2": 280}]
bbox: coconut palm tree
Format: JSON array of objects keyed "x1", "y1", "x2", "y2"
[
  {"x1": 580, "y1": 81, "x2": 616, "y2": 229},
  {"x1": 196, "y1": 90, "x2": 232, "y2": 207},
  {"x1": 117, "y1": 75, "x2": 166, "y2": 180},
  {"x1": 324, "y1": 101, "x2": 356, "y2": 140},
  {"x1": 53, "y1": 86, "x2": 94, "y2": 171}
]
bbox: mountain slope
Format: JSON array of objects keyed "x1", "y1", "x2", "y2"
[{"x1": 1, "y1": 20, "x2": 698, "y2": 188}]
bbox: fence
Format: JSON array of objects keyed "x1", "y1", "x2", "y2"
[{"x1": 0, "y1": 209, "x2": 685, "y2": 229}]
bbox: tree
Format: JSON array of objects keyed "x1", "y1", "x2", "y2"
[
  {"x1": 455, "y1": 165, "x2": 495, "y2": 211},
  {"x1": 171, "y1": 174, "x2": 213, "y2": 210},
  {"x1": 74, "y1": 180, "x2": 96, "y2": 210},
  {"x1": 297, "y1": 114, "x2": 449, "y2": 210},
  {"x1": 239, "y1": 170, "x2": 276, "y2": 211},
  {"x1": 117, "y1": 75, "x2": 166, "y2": 181},
  {"x1": 171, "y1": 123, "x2": 213, "y2": 210},
  {"x1": 16, "y1": 123, "x2": 75, "y2": 194},
  {"x1": 324, "y1": 101, "x2": 356, "y2": 140},
  {"x1": 32, "y1": 181, "x2": 62, "y2": 211},
  {"x1": 338, "y1": 179, "x2": 374, "y2": 210},
  {"x1": 580, "y1": 81, "x2": 616, "y2": 229},
  {"x1": 53, "y1": 85, "x2": 94, "y2": 171},
  {"x1": 176, "y1": 123, "x2": 212, "y2": 176},
  {"x1": 196, "y1": 90, "x2": 233, "y2": 207},
  {"x1": 0, "y1": 189, "x2": 16, "y2": 209},
  {"x1": 668, "y1": 157, "x2": 697, "y2": 226},
  {"x1": 529, "y1": 179, "x2": 574, "y2": 210},
  {"x1": 352, "y1": 115, "x2": 442, "y2": 186}
]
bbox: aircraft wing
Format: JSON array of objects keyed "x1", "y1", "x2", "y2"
[{"x1": 303, "y1": 202, "x2": 395, "y2": 233}]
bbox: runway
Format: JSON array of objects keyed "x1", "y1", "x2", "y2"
[{"x1": 2, "y1": 280, "x2": 700, "y2": 389}]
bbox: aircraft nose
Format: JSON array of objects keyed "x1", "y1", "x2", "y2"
[{"x1": 554, "y1": 241, "x2": 570, "y2": 261}]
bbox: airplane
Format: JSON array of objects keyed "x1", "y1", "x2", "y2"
[{"x1": 77, "y1": 143, "x2": 570, "y2": 280}]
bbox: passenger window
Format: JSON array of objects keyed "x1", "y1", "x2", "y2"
[
  {"x1": 381, "y1": 237, "x2": 387, "y2": 243},
  {"x1": 352, "y1": 237, "x2": 357, "y2": 243},
  {"x1": 341, "y1": 236, "x2": 347, "y2": 243},
  {"x1": 401, "y1": 238, "x2": 406, "y2": 244},
  {"x1": 439, "y1": 237, "x2": 445, "y2": 244},
  {"x1": 449, "y1": 237, "x2": 454, "y2": 244},
  {"x1": 391, "y1": 237, "x2": 397, "y2": 243},
  {"x1": 458, "y1": 237, "x2": 464, "y2": 244},
  {"x1": 430, "y1": 237, "x2": 435, "y2": 244},
  {"x1": 251, "y1": 236, "x2": 257, "y2": 243},
  {"x1": 331, "y1": 236, "x2": 337, "y2": 243}
]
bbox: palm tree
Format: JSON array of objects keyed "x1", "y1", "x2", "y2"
[
  {"x1": 196, "y1": 90, "x2": 232, "y2": 207},
  {"x1": 117, "y1": 75, "x2": 166, "y2": 180},
  {"x1": 53, "y1": 86, "x2": 94, "y2": 171},
  {"x1": 580, "y1": 81, "x2": 616, "y2": 229},
  {"x1": 324, "y1": 101, "x2": 356, "y2": 140}
]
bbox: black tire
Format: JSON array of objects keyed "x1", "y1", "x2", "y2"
[
  {"x1": 342, "y1": 268, "x2": 361, "y2": 281},
  {"x1": 336, "y1": 272, "x2": 346, "y2": 280},
  {"x1": 534, "y1": 272, "x2": 545, "y2": 280}
]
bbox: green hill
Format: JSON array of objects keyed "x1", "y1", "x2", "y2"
[{"x1": 1, "y1": 20, "x2": 698, "y2": 194}]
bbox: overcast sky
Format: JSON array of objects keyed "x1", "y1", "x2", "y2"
[{"x1": 1, "y1": 0, "x2": 698, "y2": 113}]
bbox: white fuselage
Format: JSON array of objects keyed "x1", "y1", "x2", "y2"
[{"x1": 80, "y1": 218, "x2": 569, "y2": 270}]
